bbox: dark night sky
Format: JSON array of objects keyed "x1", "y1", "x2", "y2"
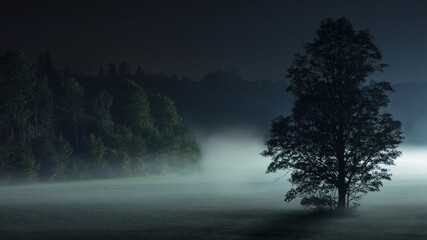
[{"x1": 1, "y1": 0, "x2": 427, "y2": 83}]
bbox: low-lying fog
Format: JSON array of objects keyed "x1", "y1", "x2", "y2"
[{"x1": 1, "y1": 127, "x2": 426, "y2": 239}]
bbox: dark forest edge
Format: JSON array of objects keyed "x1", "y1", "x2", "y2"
[
  {"x1": 1, "y1": 49, "x2": 425, "y2": 185},
  {"x1": 0, "y1": 51, "x2": 200, "y2": 184}
]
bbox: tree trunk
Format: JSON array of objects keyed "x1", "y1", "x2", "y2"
[
  {"x1": 337, "y1": 150, "x2": 347, "y2": 209},
  {"x1": 337, "y1": 182, "x2": 346, "y2": 209},
  {"x1": 337, "y1": 127, "x2": 346, "y2": 210},
  {"x1": 336, "y1": 76, "x2": 347, "y2": 210}
]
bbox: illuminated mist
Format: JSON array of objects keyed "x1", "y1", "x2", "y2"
[
  {"x1": 0, "y1": 126, "x2": 426, "y2": 239},
  {"x1": 0, "y1": 127, "x2": 427, "y2": 239}
]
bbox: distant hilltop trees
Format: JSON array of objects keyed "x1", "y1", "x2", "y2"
[{"x1": 0, "y1": 51, "x2": 200, "y2": 184}]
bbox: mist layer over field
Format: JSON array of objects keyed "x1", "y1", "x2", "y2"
[{"x1": 0, "y1": 127, "x2": 426, "y2": 239}]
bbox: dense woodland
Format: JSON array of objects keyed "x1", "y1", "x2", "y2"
[
  {"x1": 1, "y1": 48, "x2": 424, "y2": 185},
  {"x1": 0, "y1": 51, "x2": 200, "y2": 184}
]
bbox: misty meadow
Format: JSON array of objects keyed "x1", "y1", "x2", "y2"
[{"x1": 2, "y1": 1, "x2": 427, "y2": 240}]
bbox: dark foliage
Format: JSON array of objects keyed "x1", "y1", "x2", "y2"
[
  {"x1": 0, "y1": 51, "x2": 200, "y2": 183},
  {"x1": 135, "y1": 68, "x2": 293, "y2": 130},
  {"x1": 262, "y1": 18, "x2": 403, "y2": 210}
]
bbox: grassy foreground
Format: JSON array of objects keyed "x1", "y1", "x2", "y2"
[{"x1": 0, "y1": 175, "x2": 426, "y2": 240}]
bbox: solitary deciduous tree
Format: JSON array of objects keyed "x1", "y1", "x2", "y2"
[{"x1": 262, "y1": 18, "x2": 403, "y2": 210}]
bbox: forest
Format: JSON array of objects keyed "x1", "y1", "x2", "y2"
[
  {"x1": 0, "y1": 51, "x2": 200, "y2": 183},
  {"x1": 0, "y1": 48, "x2": 307, "y2": 185},
  {"x1": 2, "y1": 49, "x2": 425, "y2": 186},
  {"x1": 3, "y1": 1, "x2": 427, "y2": 238}
]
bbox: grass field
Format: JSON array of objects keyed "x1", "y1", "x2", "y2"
[
  {"x1": 1, "y1": 174, "x2": 426, "y2": 240},
  {"x1": 1, "y1": 132, "x2": 426, "y2": 240}
]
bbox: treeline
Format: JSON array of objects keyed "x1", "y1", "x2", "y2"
[
  {"x1": 0, "y1": 51, "x2": 199, "y2": 184},
  {"x1": 136, "y1": 68, "x2": 293, "y2": 130},
  {"x1": 134, "y1": 67, "x2": 426, "y2": 145}
]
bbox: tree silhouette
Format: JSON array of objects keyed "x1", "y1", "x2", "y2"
[{"x1": 262, "y1": 18, "x2": 403, "y2": 210}]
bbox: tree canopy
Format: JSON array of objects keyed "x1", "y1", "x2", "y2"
[
  {"x1": 262, "y1": 18, "x2": 403, "y2": 210},
  {"x1": 0, "y1": 51, "x2": 200, "y2": 183}
]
